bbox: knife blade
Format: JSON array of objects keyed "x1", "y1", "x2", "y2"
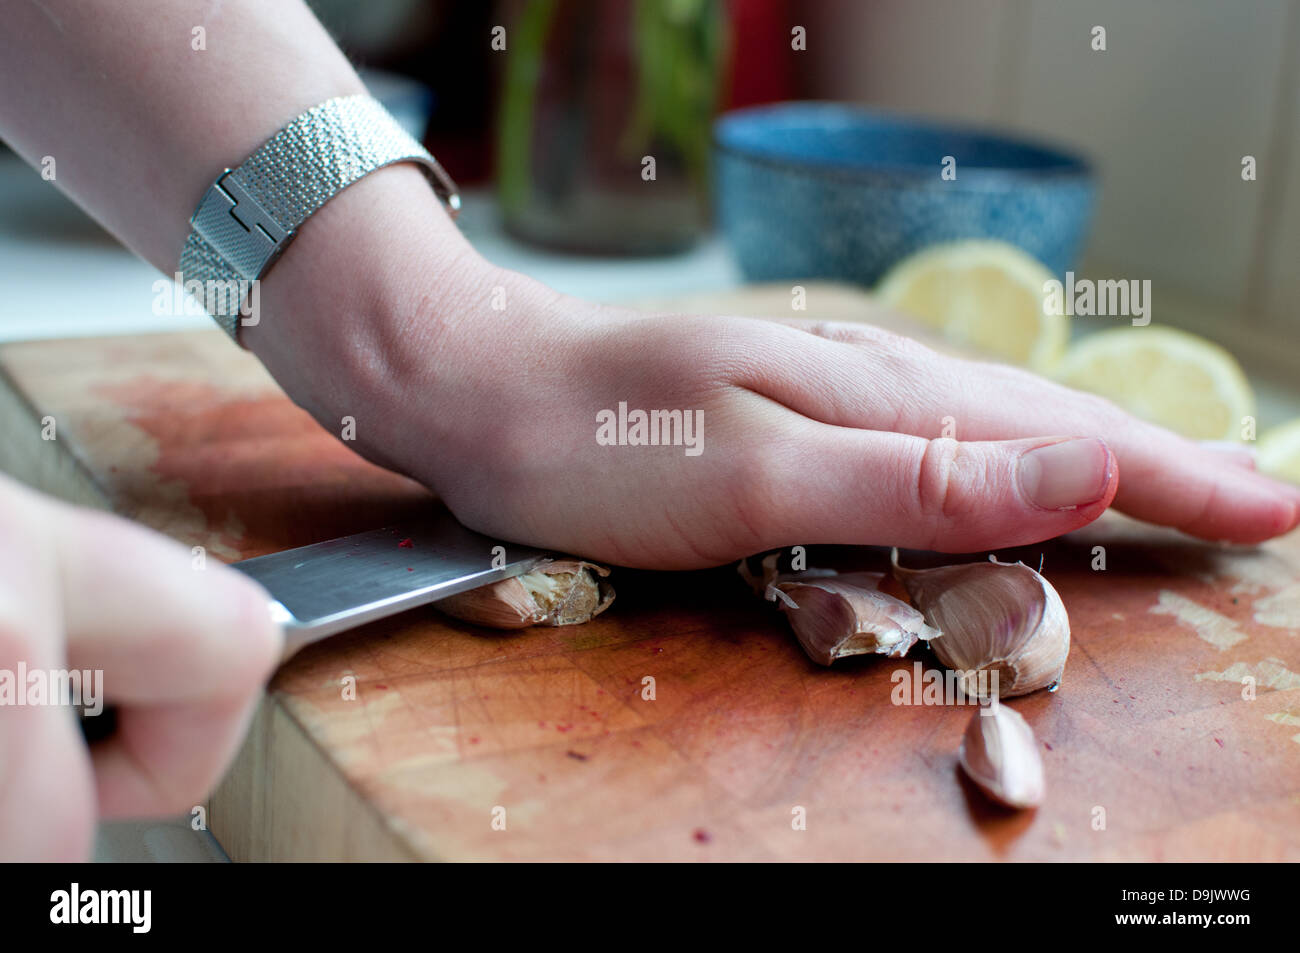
[{"x1": 231, "y1": 508, "x2": 552, "y2": 658}]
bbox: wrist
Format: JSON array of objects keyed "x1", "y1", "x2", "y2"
[{"x1": 242, "y1": 163, "x2": 492, "y2": 462}]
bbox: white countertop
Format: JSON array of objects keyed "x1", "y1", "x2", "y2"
[{"x1": 0, "y1": 153, "x2": 742, "y2": 341}]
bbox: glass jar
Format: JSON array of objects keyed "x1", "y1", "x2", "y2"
[{"x1": 495, "y1": 0, "x2": 726, "y2": 255}]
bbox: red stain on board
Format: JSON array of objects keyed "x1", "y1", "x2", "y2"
[
  {"x1": 692, "y1": 829, "x2": 712, "y2": 844},
  {"x1": 468, "y1": 736, "x2": 480, "y2": 745},
  {"x1": 92, "y1": 377, "x2": 431, "y2": 555},
  {"x1": 398, "y1": 538, "x2": 414, "y2": 548},
  {"x1": 1214, "y1": 738, "x2": 1224, "y2": 748}
]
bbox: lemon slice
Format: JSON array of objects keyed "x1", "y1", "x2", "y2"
[
  {"x1": 875, "y1": 240, "x2": 1067, "y2": 372},
  {"x1": 1258, "y1": 419, "x2": 1300, "y2": 484},
  {"x1": 1054, "y1": 326, "x2": 1255, "y2": 441}
]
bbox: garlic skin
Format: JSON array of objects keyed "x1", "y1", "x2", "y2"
[
  {"x1": 891, "y1": 551, "x2": 1069, "y2": 699},
  {"x1": 959, "y1": 703, "x2": 1045, "y2": 809},
  {"x1": 436, "y1": 560, "x2": 614, "y2": 629},
  {"x1": 737, "y1": 552, "x2": 837, "y2": 600},
  {"x1": 737, "y1": 552, "x2": 778, "y2": 597},
  {"x1": 774, "y1": 571, "x2": 940, "y2": 666}
]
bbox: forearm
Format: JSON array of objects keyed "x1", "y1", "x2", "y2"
[
  {"x1": 0, "y1": 0, "x2": 376, "y2": 268},
  {"x1": 0, "y1": 0, "x2": 485, "y2": 428}
]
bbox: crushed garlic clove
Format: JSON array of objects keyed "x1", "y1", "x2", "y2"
[{"x1": 436, "y1": 559, "x2": 614, "y2": 629}]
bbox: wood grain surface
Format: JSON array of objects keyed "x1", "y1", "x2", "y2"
[{"x1": 2, "y1": 283, "x2": 1298, "y2": 861}]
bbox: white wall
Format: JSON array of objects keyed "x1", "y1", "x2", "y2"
[{"x1": 804, "y1": 0, "x2": 1300, "y2": 373}]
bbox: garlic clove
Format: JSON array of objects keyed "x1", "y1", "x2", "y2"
[
  {"x1": 436, "y1": 575, "x2": 545, "y2": 628},
  {"x1": 959, "y1": 703, "x2": 1046, "y2": 809},
  {"x1": 528, "y1": 560, "x2": 615, "y2": 626},
  {"x1": 891, "y1": 550, "x2": 1069, "y2": 699},
  {"x1": 775, "y1": 571, "x2": 940, "y2": 666},
  {"x1": 436, "y1": 559, "x2": 614, "y2": 629}
]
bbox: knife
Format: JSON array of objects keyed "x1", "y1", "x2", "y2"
[
  {"x1": 76, "y1": 510, "x2": 549, "y2": 743},
  {"x1": 231, "y1": 508, "x2": 552, "y2": 659}
]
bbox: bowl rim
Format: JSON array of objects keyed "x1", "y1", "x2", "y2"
[{"x1": 714, "y1": 101, "x2": 1094, "y2": 184}]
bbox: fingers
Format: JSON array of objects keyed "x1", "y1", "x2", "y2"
[
  {"x1": 0, "y1": 484, "x2": 96, "y2": 860},
  {"x1": 1199, "y1": 440, "x2": 1257, "y2": 470},
  {"x1": 938, "y1": 362, "x2": 1300, "y2": 543},
  {"x1": 746, "y1": 421, "x2": 1119, "y2": 552},
  {"x1": 50, "y1": 506, "x2": 281, "y2": 702},
  {"x1": 47, "y1": 502, "x2": 282, "y2": 818},
  {"x1": 89, "y1": 694, "x2": 263, "y2": 818},
  {"x1": 745, "y1": 319, "x2": 1300, "y2": 543}
]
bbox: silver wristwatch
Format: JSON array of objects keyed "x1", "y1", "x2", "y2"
[{"x1": 178, "y1": 94, "x2": 460, "y2": 342}]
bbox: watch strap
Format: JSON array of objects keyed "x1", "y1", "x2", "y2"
[{"x1": 179, "y1": 94, "x2": 459, "y2": 342}]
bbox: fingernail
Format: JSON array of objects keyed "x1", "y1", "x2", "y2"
[{"x1": 1019, "y1": 438, "x2": 1112, "y2": 510}]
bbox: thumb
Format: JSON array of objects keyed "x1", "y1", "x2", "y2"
[{"x1": 762, "y1": 429, "x2": 1118, "y2": 552}]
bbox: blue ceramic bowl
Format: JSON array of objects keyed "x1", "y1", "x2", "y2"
[{"x1": 714, "y1": 102, "x2": 1096, "y2": 285}]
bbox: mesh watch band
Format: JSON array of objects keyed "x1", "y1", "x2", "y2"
[{"x1": 178, "y1": 94, "x2": 459, "y2": 342}]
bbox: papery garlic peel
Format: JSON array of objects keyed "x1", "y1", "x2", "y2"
[
  {"x1": 436, "y1": 559, "x2": 614, "y2": 629},
  {"x1": 891, "y1": 550, "x2": 1069, "y2": 698},
  {"x1": 737, "y1": 552, "x2": 837, "y2": 601}
]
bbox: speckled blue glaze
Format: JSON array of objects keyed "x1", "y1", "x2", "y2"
[{"x1": 714, "y1": 103, "x2": 1096, "y2": 285}]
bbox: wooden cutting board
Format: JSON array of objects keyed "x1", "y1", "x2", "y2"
[{"x1": 2, "y1": 283, "x2": 1298, "y2": 861}]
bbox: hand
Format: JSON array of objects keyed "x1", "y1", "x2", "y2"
[
  {"x1": 245, "y1": 180, "x2": 1300, "y2": 570},
  {"x1": 0, "y1": 474, "x2": 281, "y2": 860},
  {"x1": 401, "y1": 284, "x2": 1299, "y2": 568}
]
